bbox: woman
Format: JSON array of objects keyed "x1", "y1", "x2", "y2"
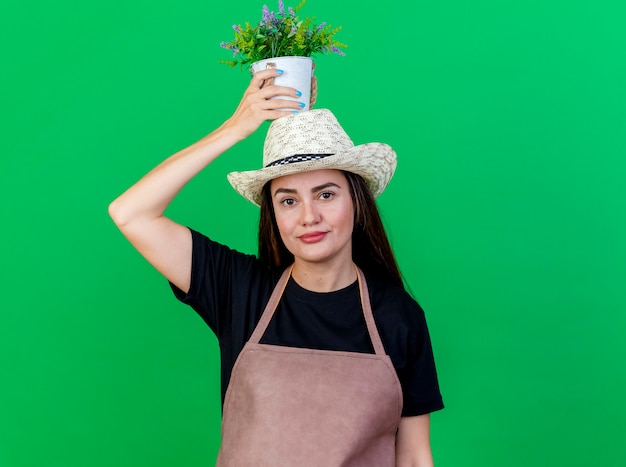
[{"x1": 109, "y1": 68, "x2": 444, "y2": 466}]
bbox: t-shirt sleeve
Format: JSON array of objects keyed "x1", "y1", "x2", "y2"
[
  {"x1": 169, "y1": 228, "x2": 261, "y2": 337},
  {"x1": 401, "y1": 303, "x2": 444, "y2": 416},
  {"x1": 399, "y1": 300, "x2": 444, "y2": 416},
  {"x1": 374, "y1": 284, "x2": 444, "y2": 417}
]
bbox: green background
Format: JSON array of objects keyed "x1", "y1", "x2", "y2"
[{"x1": 2, "y1": 0, "x2": 625, "y2": 465}]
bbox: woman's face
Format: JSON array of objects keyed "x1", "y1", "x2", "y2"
[{"x1": 270, "y1": 169, "x2": 354, "y2": 267}]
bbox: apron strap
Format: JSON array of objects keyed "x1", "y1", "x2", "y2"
[
  {"x1": 248, "y1": 265, "x2": 293, "y2": 344},
  {"x1": 355, "y1": 267, "x2": 387, "y2": 356},
  {"x1": 248, "y1": 265, "x2": 388, "y2": 356}
]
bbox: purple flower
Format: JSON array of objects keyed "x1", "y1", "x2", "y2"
[
  {"x1": 233, "y1": 48, "x2": 240, "y2": 57},
  {"x1": 278, "y1": 0, "x2": 285, "y2": 15},
  {"x1": 288, "y1": 6, "x2": 295, "y2": 16},
  {"x1": 331, "y1": 45, "x2": 345, "y2": 56},
  {"x1": 232, "y1": 24, "x2": 240, "y2": 31},
  {"x1": 291, "y1": 26, "x2": 297, "y2": 34},
  {"x1": 262, "y1": 5, "x2": 271, "y2": 21},
  {"x1": 316, "y1": 22, "x2": 326, "y2": 31},
  {"x1": 261, "y1": 5, "x2": 276, "y2": 27},
  {"x1": 220, "y1": 41, "x2": 230, "y2": 49}
]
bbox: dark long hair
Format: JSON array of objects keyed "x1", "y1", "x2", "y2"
[{"x1": 258, "y1": 171, "x2": 404, "y2": 289}]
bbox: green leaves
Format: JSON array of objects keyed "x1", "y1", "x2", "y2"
[{"x1": 219, "y1": 0, "x2": 346, "y2": 68}]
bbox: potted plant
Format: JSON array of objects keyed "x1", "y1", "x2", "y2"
[{"x1": 220, "y1": 0, "x2": 346, "y2": 111}]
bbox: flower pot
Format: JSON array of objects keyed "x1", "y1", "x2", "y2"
[{"x1": 251, "y1": 56, "x2": 314, "y2": 112}]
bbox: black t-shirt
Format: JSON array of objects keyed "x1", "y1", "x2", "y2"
[{"x1": 171, "y1": 228, "x2": 444, "y2": 417}]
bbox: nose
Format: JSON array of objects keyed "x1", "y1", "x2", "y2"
[{"x1": 300, "y1": 200, "x2": 321, "y2": 226}]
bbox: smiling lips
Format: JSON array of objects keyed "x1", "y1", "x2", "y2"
[{"x1": 298, "y1": 231, "x2": 328, "y2": 244}]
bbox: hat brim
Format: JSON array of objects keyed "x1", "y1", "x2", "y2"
[{"x1": 227, "y1": 142, "x2": 397, "y2": 206}]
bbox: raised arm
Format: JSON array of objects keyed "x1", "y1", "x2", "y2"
[{"x1": 108, "y1": 69, "x2": 302, "y2": 293}]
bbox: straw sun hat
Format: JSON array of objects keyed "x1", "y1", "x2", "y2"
[{"x1": 227, "y1": 109, "x2": 397, "y2": 206}]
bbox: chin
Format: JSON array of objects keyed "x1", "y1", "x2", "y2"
[{"x1": 296, "y1": 249, "x2": 349, "y2": 266}]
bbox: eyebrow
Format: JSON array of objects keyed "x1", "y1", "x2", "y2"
[{"x1": 273, "y1": 182, "x2": 342, "y2": 197}]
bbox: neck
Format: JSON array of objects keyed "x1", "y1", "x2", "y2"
[{"x1": 291, "y1": 259, "x2": 357, "y2": 292}]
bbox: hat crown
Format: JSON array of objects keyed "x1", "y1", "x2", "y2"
[{"x1": 263, "y1": 109, "x2": 354, "y2": 167}]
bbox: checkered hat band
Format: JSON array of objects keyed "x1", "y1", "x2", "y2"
[{"x1": 265, "y1": 153, "x2": 334, "y2": 168}]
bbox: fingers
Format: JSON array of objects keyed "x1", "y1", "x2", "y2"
[
  {"x1": 227, "y1": 69, "x2": 308, "y2": 140},
  {"x1": 260, "y1": 76, "x2": 274, "y2": 89},
  {"x1": 258, "y1": 85, "x2": 302, "y2": 101},
  {"x1": 262, "y1": 98, "x2": 305, "y2": 112},
  {"x1": 310, "y1": 62, "x2": 317, "y2": 108},
  {"x1": 310, "y1": 76, "x2": 318, "y2": 108},
  {"x1": 232, "y1": 84, "x2": 302, "y2": 126},
  {"x1": 249, "y1": 68, "x2": 283, "y2": 90},
  {"x1": 248, "y1": 70, "x2": 302, "y2": 104}
]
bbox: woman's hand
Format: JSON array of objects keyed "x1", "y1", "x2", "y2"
[
  {"x1": 310, "y1": 62, "x2": 318, "y2": 108},
  {"x1": 223, "y1": 68, "x2": 304, "y2": 141}
]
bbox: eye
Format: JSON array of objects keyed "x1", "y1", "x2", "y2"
[
  {"x1": 280, "y1": 197, "x2": 297, "y2": 207},
  {"x1": 319, "y1": 191, "x2": 334, "y2": 200}
]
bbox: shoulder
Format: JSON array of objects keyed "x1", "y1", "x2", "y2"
[
  {"x1": 189, "y1": 228, "x2": 266, "y2": 278},
  {"x1": 189, "y1": 228, "x2": 256, "y2": 261},
  {"x1": 177, "y1": 228, "x2": 285, "y2": 333},
  {"x1": 363, "y1": 271, "x2": 431, "y2": 357},
  {"x1": 184, "y1": 227, "x2": 284, "y2": 300},
  {"x1": 364, "y1": 271, "x2": 425, "y2": 322}
]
